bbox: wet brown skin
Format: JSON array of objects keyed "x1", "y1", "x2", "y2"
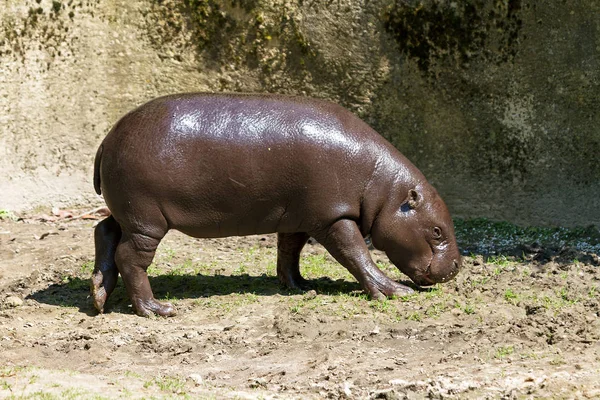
[{"x1": 91, "y1": 93, "x2": 461, "y2": 317}]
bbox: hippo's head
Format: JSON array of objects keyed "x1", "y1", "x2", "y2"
[{"x1": 371, "y1": 183, "x2": 461, "y2": 287}]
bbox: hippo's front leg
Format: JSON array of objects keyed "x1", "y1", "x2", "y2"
[
  {"x1": 114, "y1": 232, "x2": 176, "y2": 317},
  {"x1": 315, "y1": 219, "x2": 414, "y2": 299}
]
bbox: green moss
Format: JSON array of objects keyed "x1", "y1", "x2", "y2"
[
  {"x1": 52, "y1": 1, "x2": 62, "y2": 14},
  {"x1": 147, "y1": 0, "x2": 318, "y2": 77},
  {"x1": 1, "y1": 0, "x2": 75, "y2": 62},
  {"x1": 454, "y1": 218, "x2": 600, "y2": 255},
  {"x1": 382, "y1": 0, "x2": 522, "y2": 74}
]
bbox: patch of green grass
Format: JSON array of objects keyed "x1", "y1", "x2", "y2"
[
  {"x1": 301, "y1": 254, "x2": 352, "y2": 281},
  {"x1": 265, "y1": 261, "x2": 277, "y2": 276},
  {"x1": 10, "y1": 392, "x2": 51, "y2": 400},
  {"x1": 145, "y1": 375, "x2": 187, "y2": 394},
  {"x1": 556, "y1": 287, "x2": 579, "y2": 304},
  {"x1": 495, "y1": 345, "x2": 514, "y2": 359},
  {"x1": 369, "y1": 299, "x2": 393, "y2": 313},
  {"x1": 147, "y1": 263, "x2": 161, "y2": 276},
  {"x1": 559, "y1": 271, "x2": 568, "y2": 280},
  {"x1": 123, "y1": 370, "x2": 142, "y2": 379},
  {"x1": 0, "y1": 210, "x2": 17, "y2": 220},
  {"x1": 504, "y1": 288, "x2": 519, "y2": 304},
  {"x1": 63, "y1": 276, "x2": 87, "y2": 291},
  {"x1": 549, "y1": 356, "x2": 566, "y2": 366},
  {"x1": 1, "y1": 379, "x2": 11, "y2": 391},
  {"x1": 539, "y1": 291, "x2": 577, "y2": 312},
  {"x1": 405, "y1": 311, "x2": 422, "y2": 321},
  {"x1": 290, "y1": 299, "x2": 306, "y2": 314},
  {"x1": 0, "y1": 366, "x2": 26, "y2": 378},
  {"x1": 519, "y1": 352, "x2": 539, "y2": 360},
  {"x1": 423, "y1": 284, "x2": 444, "y2": 299},
  {"x1": 80, "y1": 260, "x2": 94, "y2": 275},
  {"x1": 193, "y1": 292, "x2": 259, "y2": 314},
  {"x1": 488, "y1": 255, "x2": 513, "y2": 276},
  {"x1": 60, "y1": 388, "x2": 90, "y2": 399},
  {"x1": 161, "y1": 248, "x2": 176, "y2": 262},
  {"x1": 168, "y1": 259, "x2": 193, "y2": 276},
  {"x1": 425, "y1": 302, "x2": 447, "y2": 318},
  {"x1": 8, "y1": 388, "x2": 101, "y2": 400},
  {"x1": 470, "y1": 276, "x2": 489, "y2": 287},
  {"x1": 161, "y1": 292, "x2": 180, "y2": 302},
  {"x1": 327, "y1": 293, "x2": 363, "y2": 318},
  {"x1": 233, "y1": 264, "x2": 247, "y2": 275},
  {"x1": 399, "y1": 293, "x2": 419, "y2": 302},
  {"x1": 462, "y1": 303, "x2": 475, "y2": 315},
  {"x1": 488, "y1": 255, "x2": 511, "y2": 266}
]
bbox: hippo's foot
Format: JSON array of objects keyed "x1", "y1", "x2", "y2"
[
  {"x1": 90, "y1": 270, "x2": 117, "y2": 313},
  {"x1": 278, "y1": 273, "x2": 311, "y2": 291},
  {"x1": 114, "y1": 231, "x2": 173, "y2": 317},
  {"x1": 91, "y1": 215, "x2": 122, "y2": 314},
  {"x1": 366, "y1": 279, "x2": 414, "y2": 301},
  {"x1": 311, "y1": 219, "x2": 416, "y2": 300},
  {"x1": 133, "y1": 298, "x2": 176, "y2": 317}
]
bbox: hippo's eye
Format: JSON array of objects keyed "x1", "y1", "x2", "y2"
[{"x1": 432, "y1": 227, "x2": 442, "y2": 239}]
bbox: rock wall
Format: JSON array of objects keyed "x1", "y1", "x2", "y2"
[{"x1": 1, "y1": 0, "x2": 598, "y2": 226}]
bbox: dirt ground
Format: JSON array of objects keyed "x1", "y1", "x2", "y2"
[{"x1": 1, "y1": 213, "x2": 599, "y2": 399}]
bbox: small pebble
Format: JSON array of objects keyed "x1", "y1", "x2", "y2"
[
  {"x1": 189, "y1": 373, "x2": 203, "y2": 385},
  {"x1": 4, "y1": 296, "x2": 23, "y2": 308}
]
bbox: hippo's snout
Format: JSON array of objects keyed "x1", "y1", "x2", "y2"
[
  {"x1": 443, "y1": 258, "x2": 460, "y2": 282},
  {"x1": 415, "y1": 256, "x2": 460, "y2": 287},
  {"x1": 436, "y1": 257, "x2": 461, "y2": 282}
]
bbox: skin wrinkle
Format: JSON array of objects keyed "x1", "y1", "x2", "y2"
[
  {"x1": 360, "y1": 154, "x2": 384, "y2": 237},
  {"x1": 276, "y1": 200, "x2": 291, "y2": 232},
  {"x1": 228, "y1": 177, "x2": 246, "y2": 187},
  {"x1": 92, "y1": 93, "x2": 461, "y2": 316},
  {"x1": 295, "y1": 217, "x2": 304, "y2": 232}
]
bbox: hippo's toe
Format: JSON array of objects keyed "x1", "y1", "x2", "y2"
[
  {"x1": 368, "y1": 279, "x2": 414, "y2": 300},
  {"x1": 91, "y1": 272, "x2": 108, "y2": 313},
  {"x1": 134, "y1": 298, "x2": 177, "y2": 317}
]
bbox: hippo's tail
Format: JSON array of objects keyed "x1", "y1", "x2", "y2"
[{"x1": 93, "y1": 144, "x2": 103, "y2": 195}]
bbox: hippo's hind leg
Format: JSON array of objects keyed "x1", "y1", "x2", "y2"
[
  {"x1": 115, "y1": 230, "x2": 175, "y2": 317},
  {"x1": 91, "y1": 215, "x2": 122, "y2": 313},
  {"x1": 314, "y1": 219, "x2": 414, "y2": 299},
  {"x1": 277, "y1": 232, "x2": 310, "y2": 289}
]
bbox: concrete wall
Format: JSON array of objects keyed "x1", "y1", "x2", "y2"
[{"x1": 1, "y1": 0, "x2": 598, "y2": 226}]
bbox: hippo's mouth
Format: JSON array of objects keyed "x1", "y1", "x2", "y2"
[
  {"x1": 420, "y1": 263, "x2": 435, "y2": 285},
  {"x1": 419, "y1": 245, "x2": 438, "y2": 285},
  {"x1": 409, "y1": 261, "x2": 435, "y2": 287}
]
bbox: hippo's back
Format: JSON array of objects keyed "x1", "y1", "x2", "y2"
[
  {"x1": 96, "y1": 93, "x2": 400, "y2": 237},
  {"x1": 107, "y1": 93, "x2": 372, "y2": 150}
]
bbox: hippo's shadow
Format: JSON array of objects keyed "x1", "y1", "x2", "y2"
[{"x1": 27, "y1": 272, "x2": 395, "y2": 316}]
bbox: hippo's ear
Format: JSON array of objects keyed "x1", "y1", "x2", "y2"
[{"x1": 407, "y1": 189, "x2": 420, "y2": 209}]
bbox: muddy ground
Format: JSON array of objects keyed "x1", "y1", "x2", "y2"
[{"x1": 1, "y1": 213, "x2": 599, "y2": 399}]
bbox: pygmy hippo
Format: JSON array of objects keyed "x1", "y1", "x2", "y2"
[{"x1": 91, "y1": 93, "x2": 461, "y2": 317}]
